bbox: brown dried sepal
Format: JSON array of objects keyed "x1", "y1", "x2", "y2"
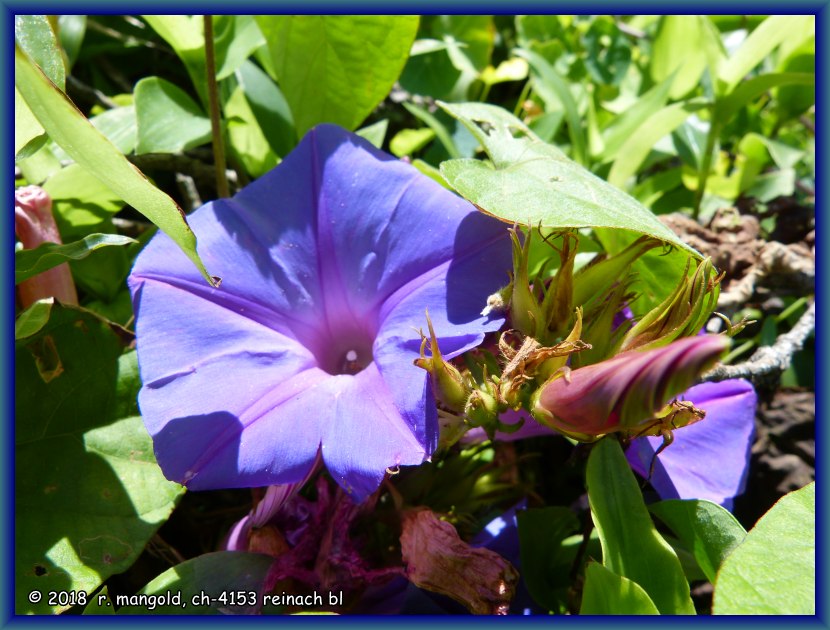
[{"x1": 499, "y1": 330, "x2": 589, "y2": 397}]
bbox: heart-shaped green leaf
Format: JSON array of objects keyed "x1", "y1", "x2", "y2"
[
  {"x1": 649, "y1": 499, "x2": 747, "y2": 583},
  {"x1": 16, "y1": 304, "x2": 185, "y2": 614},
  {"x1": 437, "y1": 102, "x2": 699, "y2": 258},
  {"x1": 713, "y1": 482, "x2": 814, "y2": 614},
  {"x1": 116, "y1": 552, "x2": 274, "y2": 615},
  {"x1": 255, "y1": 16, "x2": 418, "y2": 137}
]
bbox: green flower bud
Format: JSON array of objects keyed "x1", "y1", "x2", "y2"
[{"x1": 414, "y1": 310, "x2": 471, "y2": 411}]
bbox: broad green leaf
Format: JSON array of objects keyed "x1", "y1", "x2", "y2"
[
  {"x1": 15, "y1": 234, "x2": 136, "y2": 284},
  {"x1": 15, "y1": 87, "x2": 46, "y2": 158},
  {"x1": 399, "y1": 41, "x2": 462, "y2": 100},
  {"x1": 255, "y1": 16, "x2": 418, "y2": 137},
  {"x1": 355, "y1": 119, "x2": 389, "y2": 149},
  {"x1": 671, "y1": 118, "x2": 708, "y2": 171},
  {"x1": 516, "y1": 48, "x2": 587, "y2": 165},
  {"x1": 713, "y1": 482, "x2": 815, "y2": 615},
  {"x1": 224, "y1": 85, "x2": 278, "y2": 178},
  {"x1": 14, "y1": 298, "x2": 54, "y2": 340},
  {"x1": 715, "y1": 72, "x2": 814, "y2": 124},
  {"x1": 608, "y1": 99, "x2": 708, "y2": 189},
  {"x1": 651, "y1": 16, "x2": 708, "y2": 98},
  {"x1": 580, "y1": 562, "x2": 660, "y2": 615},
  {"x1": 16, "y1": 305, "x2": 185, "y2": 614},
  {"x1": 437, "y1": 102, "x2": 699, "y2": 257},
  {"x1": 134, "y1": 77, "x2": 211, "y2": 155},
  {"x1": 516, "y1": 507, "x2": 580, "y2": 612},
  {"x1": 746, "y1": 168, "x2": 796, "y2": 202},
  {"x1": 716, "y1": 15, "x2": 815, "y2": 94},
  {"x1": 15, "y1": 44, "x2": 218, "y2": 287},
  {"x1": 649, "y1": 500, "x2": 747, "y2": 584},
  {"x1": 586, "y1": 438, "x2": 695, "y2": 615},
  {"x1": 90, "y1": 106, "x2": 137, "y2": 155},
  {"x1": 754, "y1": 135, "x2": 805, "y2": 170},
  {"x1": 117, "y1": 552, "x2": 274, "y2": 615},
  {"x1": 235, "y1": 59, "x2": 296, "y2": 158},
  {"x1": 15, "y1": 15, "x2": 65, "y2": 90}
]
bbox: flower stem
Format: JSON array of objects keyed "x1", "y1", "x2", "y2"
[{"x1": 203, "y1": 15, "x2": 229, "y2": 199}]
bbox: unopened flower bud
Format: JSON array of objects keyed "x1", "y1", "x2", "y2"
[
  {"x1": 464, "y1": 388, "x2": 500, "y2": 432},
  {"x1": 572, "y1": 236, "x2": 660, "y2": 308},
  {"x1": 620, "y1": 257, "x2": 720, "y2": 352},
  {"x1": 15, "y1": 185, "x2": 78, "y2": 308},
  {"x1": 508, "y1": 228, "x2": 545, "y2": 338},
  {"x1": 414, "y1": 310, "x2": 471, "y2": 411},
  {"x1": 532, "y1": 334, "x2": 729, "y2": 441}
]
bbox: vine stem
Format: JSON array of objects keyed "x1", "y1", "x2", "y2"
[
  {"x1": 203, "y1": 15, "x2": 229, "y2": 199},
  {"x1": 701, "y1": 301, "x2": 815, "y2": 385}
]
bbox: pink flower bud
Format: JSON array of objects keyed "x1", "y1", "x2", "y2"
[
  {"x1": 532, "y1": 334, "x2": 729, "y2": 440},
  {"x1": 15, "y1": 185, "x2": 78, "y2": 307}
]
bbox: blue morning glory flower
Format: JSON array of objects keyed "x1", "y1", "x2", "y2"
[{"x1": 128, "y1": 125, "x2": 510, "y2": 500}]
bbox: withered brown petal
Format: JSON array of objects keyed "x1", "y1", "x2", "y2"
[{"x1": 400, "y1": 508, "x2": 519, "y2": 615}]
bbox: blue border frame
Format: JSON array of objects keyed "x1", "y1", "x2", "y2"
[{"x1": 5, "y1": 4, "x2": 827, "y2": 627}]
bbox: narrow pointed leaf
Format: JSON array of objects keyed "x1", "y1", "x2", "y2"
[
  {"x1": 15, "y1": 15, "x2": 65, "y2": 90},
  {"x1": 608, "y1": 99, "x2": 708, "y2": 188},
  {"x1": 716, "y1": 72, "x2": 814, "y2": 124},
  {"x1": 15, "y1": 234, "x2": 136, "y2": 284},
  {"x1": 15, "y1": 44, "x2": 218, "y2": 287},
  {"x1": 716, "y1": 15, "x2": 815, "y2": 94},
  {"x1": 516, "y1": 48, "x2": 586, "y2": 165},
  {"x1": 14, "y1": 298, "x2": 54, "y2": 340},
  {"x1": 586, "y1": 438, "x2": 695, "y2": 615}
]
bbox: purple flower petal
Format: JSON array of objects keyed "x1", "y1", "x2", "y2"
[
  {"x1": 129, "y1": 124, "x2": 510, "y2": 500},
  {"x1": 626, "y1": 378, "x2": 757, "y2": 509}
]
